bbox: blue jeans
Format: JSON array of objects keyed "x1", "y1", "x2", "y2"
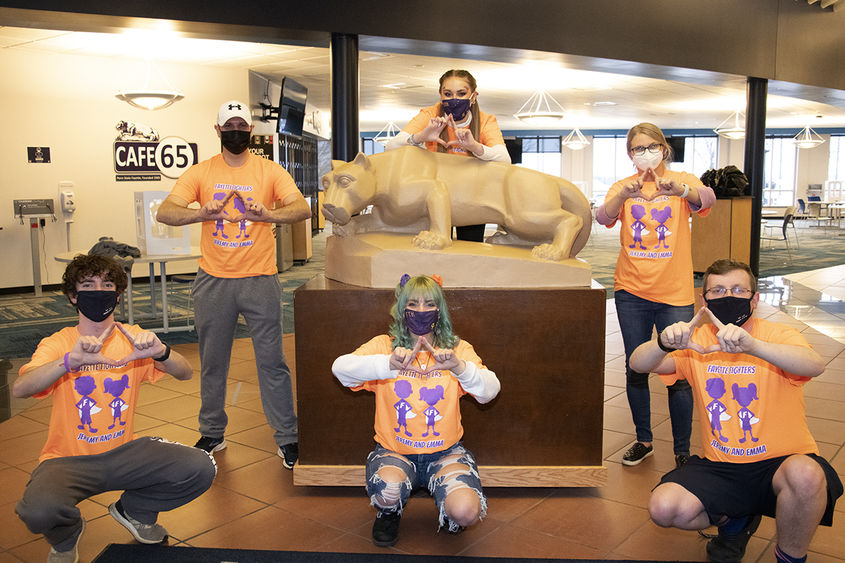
[
  {"x1": 614, "y1": 290, "x2": 694, "y2": 455},
  {"x1": 365, "y1": 442, "x2": 486, "y2": 532}
]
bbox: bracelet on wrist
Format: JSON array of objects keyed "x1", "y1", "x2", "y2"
[
  {"x1": 680, "y1": 183, "x2": 690, "y2": 199},
  {"x1": 656, "y1": 337, "x2": 675, "y2": 354},
  {"x1": 63, "y1": 352, "x2": 79, "y2": 373},
  {"x1": 153, "y1": 345, "x2": 171, "y2": 362},
  {"x1": 407, "y1": 134, "x2": 422, "y2": 147}
]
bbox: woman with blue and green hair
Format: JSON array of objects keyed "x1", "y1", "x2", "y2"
[{"x1": 332, "y1": 274, "x2": 500, "y2": 547}]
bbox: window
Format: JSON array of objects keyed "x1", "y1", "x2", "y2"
[
  {"x1": 518, "y1": 136, "x2": 561, "y2": 176},
  {"x1": 668, "y1": 136, "x2": 718, "y2": 178},
  {"x1": 762, "y1": 137, "x2": 798, "y2": 206},
  {"x1": 829, "y1": 135, "x2": 845, "y2": 180},
  {"x1": 361, "y1": 138, "x2": 386, "y2": 156},
  {"x1": 592, "y1": 136, "x2": 631, "y2": 203}
]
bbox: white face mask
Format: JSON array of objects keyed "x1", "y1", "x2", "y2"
[{"x1": 632, "y1": 150, "x2": 664, "y2": 172}]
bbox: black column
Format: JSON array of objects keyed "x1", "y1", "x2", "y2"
[
  {"x1": 744, "y1": 77, "x2": 767, "y2": 277},
  {"x1": 330, "y1": 33, "x2": 359, "y2": 162}
]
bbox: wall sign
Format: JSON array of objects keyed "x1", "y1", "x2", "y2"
[
  {"x1": 27, "y1": 147, "x2": 51, "y2": 163},
  {"x1": 113, "y1": 120, "x2": 198, "y2": 181}
]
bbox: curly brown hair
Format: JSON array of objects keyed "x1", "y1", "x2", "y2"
[{"x1": 61, "y1": 254, "x2": 128, "y2": 302}]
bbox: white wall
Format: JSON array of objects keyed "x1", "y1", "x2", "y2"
[
  {"x1": 795, "y1": 135, "x2": 832, "y2": 201},
  {"x1": 0, "y1": 48, "x2": 250, "y2": 290},
  {"x1": 560, "y1": 139, "x2": 592, "y2": 199}
]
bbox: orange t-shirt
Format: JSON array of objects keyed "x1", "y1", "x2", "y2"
[
  {"x1": 20, "y1": 325, "x2": 165, "y2": 463},
  {"x1": 169, "y1": 153, "x2": 302, "y2": 278},
  {"x1": 404, "y1": 103, "x2": 505, "y2": 156},
  {"x1": 604, "y1": 170, "x2": 709, "y2": 306},
  {"x1": 671, "y1": 318, "x2": 818, "y2": 463},
  {"x1": 351, "y1": 335, "x2": 485, "y2": 455}
]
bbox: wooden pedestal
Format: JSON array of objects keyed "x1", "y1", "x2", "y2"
[
  {"x1": 293, "y1": 275, "x2": 607, "y2": 487},
  {"x1": 691, "y1": 197, "x2": 752, "y2": 273}
]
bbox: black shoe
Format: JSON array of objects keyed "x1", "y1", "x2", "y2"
[
  {"x1": 372, "y1": 511, "x2": 401, "y2": 547},
  {"x1": 277, "y1": 442, "x2": 299, "y2": 470},
  {"x1": 194, "y1": 436, "x2": 226, "y2": 453},
  {"x1": 675, "y1": 454, "x2": 690, "y2": 468},
  {"x1": 622, "y1": 442, "x2": 653, "y2": 466},
  {"x1": 706, "y1": 514, "x2": 762, "y2": 562},
  {"x1": 442, "y1": 517, "x2": 465, "y2": 535}
]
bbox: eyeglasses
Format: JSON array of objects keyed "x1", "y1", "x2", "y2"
[
  {"x1": 630, "y1": 143, "x2": 663, "y2": 156},
  {"x1": 704, "y1": 286, "x2": 754, "y2": 298}
]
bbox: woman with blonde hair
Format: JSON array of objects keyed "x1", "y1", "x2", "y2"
[
  {"x1": 386, "y1": 69, "x2": 510, "y2": 241},
  {"x1": 596, "y1": 122, "x2": 716, "y2": 469}
]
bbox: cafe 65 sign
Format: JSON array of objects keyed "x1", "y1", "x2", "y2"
[{"x1": 113, "y1": 120, "x2": 198, "y2": 181}]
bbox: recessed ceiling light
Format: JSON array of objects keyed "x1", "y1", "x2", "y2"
[
  {"x1": 382, "y1": 83, "x2": 421, "y2": 90},
  {"x1": 361, "y1": 52, "x2": 391, "y2": 61},
  {"x1": 585, "y1": 101, "x2": 616, "y2": 107}
]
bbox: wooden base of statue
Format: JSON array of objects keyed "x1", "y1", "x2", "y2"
[
  {"x1": 293, "y1": 275, "x2": 607, "y2": 487},
  {"x1": 325, "y1": 232, "x2": 592, "y2": 288}
]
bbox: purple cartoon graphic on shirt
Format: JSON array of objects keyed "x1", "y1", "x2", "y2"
[
  {"x1": 211, "y1": 192, "x2": 230, "y2": 238},
  {"x1": 650, "y1": 206, "x2": 673, "y2": 249},
  {"x1": 393, "y1": 380, "x2": 415, "y2": 437},
  {"x1": 705, "y1": 378, "x2": 730, "y2": 443},
  {"x1": 103, "y1": 374, "x2": 130, "y2": 430},
  {"x1": 732, "y1": 382, "x2": 759, "y2": 443},
  {"x1": 419, "y1": 385, "x2": 445, "y2": 438},
  {"x1": 629, "y1": 204, "x2": 649, "y2": 250},
  {"x1": 74, "y1": 376, "x2": 99, "y2": 433},
  {"x1": 232, "y1": 195, "x2": 252, "y2": 239}
]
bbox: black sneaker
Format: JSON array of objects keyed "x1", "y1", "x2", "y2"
[
  {"x1": 372, "y1": 510, "x2": 401, "y2": 547},
  {"x1": 194, "y1": 436, "x2": 226, "y2": 453},
  {"x1": 442, "y1": 517, "x2": 465, "y2": 535},
  {"x1": 675, "y1": 454, "x2": 690, "y2": 468},
  {"x1": 706, "y1": 514, "x2": 762, "y2": 562},
  {"x1": 277, "y1": 442, "x2": 298, "y2": 470},
  {"x1": 622, "y1": 442, "x2": 654, "y2": 466}
]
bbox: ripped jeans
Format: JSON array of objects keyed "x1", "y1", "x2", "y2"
[{"x1": 365, "y1": 442, "x2": 486, "y2": 532}]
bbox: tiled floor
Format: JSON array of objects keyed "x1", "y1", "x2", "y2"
[{"x1": 1, "y1": 265, "x2": 844, "y2": 561}]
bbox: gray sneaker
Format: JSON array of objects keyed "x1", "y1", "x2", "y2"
[
  {"x1": 47, "y1": 519, "x2": 85, "y2": 563},
  {"x1": 109, "y1": 501, "x2": 168, "y2": 544}
]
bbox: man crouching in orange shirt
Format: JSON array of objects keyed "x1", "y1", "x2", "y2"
[
  {"x1": 630, "y1": 259, "x2": 842, "y2": 563},
  {"x1": 14, "y1": 254, "x2": 216, "y2": 562}
]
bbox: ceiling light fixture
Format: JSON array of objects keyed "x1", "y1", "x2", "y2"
[
  {"x1": 713, "y1": 110, "x2": 746, "y2": 139},
  {"x1": 792, "y1": 126, "x2": 825, "y2": 149},
  {"x1": 514, "y1": 90, "x2": 565, "y2": 125},
  {"x1": 374, "y1": 121, "x2": 401, "y2": 145},
  {"x1": 116, "y1": 59, "x2": 184, "y2": 110},
  {"x1": 562, "y1": 128, "x2": 590, "y2": 151}
]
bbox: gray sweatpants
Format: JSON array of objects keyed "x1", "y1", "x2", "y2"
[
  {"x1": 15, "y1": 437, "x2": 216, "y2": 550},
  {"x1": 192, "y1": 268, "x2": 298, "y2": 446}
]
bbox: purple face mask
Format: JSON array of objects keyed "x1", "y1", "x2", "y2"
[
  {"x1": 404, "y1": 308, "x2": 439, "y2": 336},
  {"x1": 441, "y1": 98, "x2": 471, "y2": 121}
]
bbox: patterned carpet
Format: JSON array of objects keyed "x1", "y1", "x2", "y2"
[{"x1": 0, "y1": 219, "x2": 840, "y2": 360}]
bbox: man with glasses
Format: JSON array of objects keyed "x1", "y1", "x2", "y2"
[
  {"x1": 630, "y1": 259, "x2": 842, "y2": 563},
  {"x1": 157, "y1": 100, "x2": 311, "y2": 469}
]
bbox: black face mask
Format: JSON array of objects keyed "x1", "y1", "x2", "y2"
[
  {"x1": 220, "y1": 129, "x2": 251, "y2": 155},
  {"x1": 75, "y1": 290, "x2": 119, "y2": 323},
  {"x1": 705, "y1": 295, "x2": 754, "y2": 327}
]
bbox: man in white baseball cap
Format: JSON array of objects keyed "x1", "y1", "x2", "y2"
[
  {"x1": 217, "y1": 100, "x2": 252, "y2": 127},
  {"x1": 157, "y1": 99, "x2": 310, "y2": 470}
]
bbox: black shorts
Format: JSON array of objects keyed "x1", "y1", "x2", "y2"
[{"x1": 658, "y1": 453, "x2": 843, "y2": 526}]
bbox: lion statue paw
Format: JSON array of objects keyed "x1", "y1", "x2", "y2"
[
  {"x1": 531, "y1": 243, "x2": 566, "y2": 262},
  {"x1": 412, "y1": 231, "x2": 450, "y2": 250}
]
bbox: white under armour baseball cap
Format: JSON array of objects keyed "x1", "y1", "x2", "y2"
[{"x1": 217, "y1": 100, "x2": 253, "y2": 126}]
